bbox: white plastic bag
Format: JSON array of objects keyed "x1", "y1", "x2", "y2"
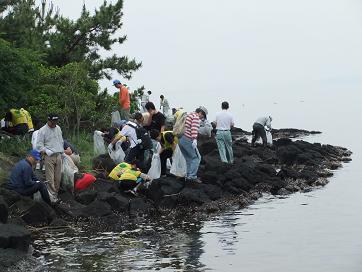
[
  {"x1": 266, "y1": 130, "x2": 273, "y2": 146},
  {"x1": 170, "y1": 145, "x2": 187, "y2": 177},
  {"x1": 147, "y1": 153, "x2": 161, "y2": 179},
  {"x1": 61, "y1": 155, "x2": 78, "y2": 191},
  {"x1": 94, "y1": 130, "x2": 106, "y2": 155},
  {"x1": 108, "y1": 141, "x2": 125, "y2": 164},
  {"x1": 111, "y1": 110, "x2": 121, "y2": 125}
]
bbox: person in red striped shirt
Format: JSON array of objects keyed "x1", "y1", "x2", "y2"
[{"x1": 178, "y1": 106, "x2": 208, "y2": 183}]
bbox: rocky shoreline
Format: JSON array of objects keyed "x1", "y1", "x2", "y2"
[{"x1": 0, "y1": 128, "x2": 352, "y2": 270}]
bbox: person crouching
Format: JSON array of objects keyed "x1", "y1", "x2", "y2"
[
  {"x1": 108, "y1": 162, "x2": 152, "y2": 195},
  {"x1": 6, "y1": 150, "x2": 51, "y2": 204}
]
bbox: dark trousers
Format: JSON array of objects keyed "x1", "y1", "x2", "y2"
[
  {"x1": 160, "y1": 148, "x2": 173, "y2": 175},
  {"x1": 125, "y1": 145, "x2": 146, "y2": 170},
  {"x1": 14, "y1": 182, "x2": 51, "y2": 205},
  {"x1": 252, "y1": 123, "x2": 267, "y2": 147}
]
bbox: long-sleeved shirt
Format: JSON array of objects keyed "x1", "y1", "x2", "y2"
[
  {"x1": 255, "y1": 116, "x2": 272, "y2": 130},
  {"x1": 36, "y1": 124, "x2": 64, "y2": 154},
  {"x1": 184, "y1": 112, "x2": 200, "y2": 139},
  {"x1": 118, "y1": 85, "x2": 130, "y2": 110},
  {"x1": 8, "y1": 159, "x2": 37, "y2": 190}
]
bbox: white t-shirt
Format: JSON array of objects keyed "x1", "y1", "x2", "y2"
[
  {"x1": 120, "y1": 121, "x2": 138, "y2": 148},
  {"x1": 31, "y1": 130, "x2": 39, "y2": 149},
  {"x1": 215, "y1": 110, "x2": 234, "y2": 130}
]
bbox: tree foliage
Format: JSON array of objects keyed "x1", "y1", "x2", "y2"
[{"x1": 0, "y1": 0, "x2": 142, "y2": 135}]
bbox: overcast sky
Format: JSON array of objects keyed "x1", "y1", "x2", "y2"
[{"x1": 39, "y1": 0, "x2": 362, "y2": 127}]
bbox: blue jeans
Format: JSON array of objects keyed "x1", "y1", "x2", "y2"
[{"x1": 178, "y1": 136, "x2": 201, "y2": 180}]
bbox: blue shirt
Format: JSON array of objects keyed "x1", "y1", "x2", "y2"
[{"x1": 8, "y1": 159, "x2": 37, "y2": 189}]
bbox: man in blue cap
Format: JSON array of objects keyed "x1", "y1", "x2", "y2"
[{"x1": 7, "y1": 150, "x2": 51, "y2": 204}]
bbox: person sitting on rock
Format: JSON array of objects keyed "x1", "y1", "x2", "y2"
[
  {"x1": 64, "y1": 139, "x2": 80, "y2": 166},
  {"x1": 150, "y1": 129, "x2": 178, "y2": 177},
  {"x1": 108, "y1": 161, "x2": 152, "y2": 195},
  {"x1": 251, "y1": 116, "x2": 272, "y2": 147},
  {"x1": 6, "y1": 150, "x2": 51, "y2": 205}
]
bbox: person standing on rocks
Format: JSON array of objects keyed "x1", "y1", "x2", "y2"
[
  {"x1": 215, "y1": 101, "x2": 234, "y2": 164},
  {"x1": 159, "y1": 95, "x2": 170, "y2": 116},
  {"x1": 113, "y1": 79, "x2": 130, "y2": 120},
  {"x1": 150, "y1": 129, "x2": 178, "y2": 177},
  {"x1": 6, "y1": 150, "x2": 51, "y2": 205},
  {"x1": 251, "y1": 116, "x2": 272, "y2": 147},
  {"x1": 36, "y1": 113, "x2": 64, "y2": 203},
  {"x1": 144, "y1": 102, "x2": 166, "y2": 132},
  {"x1": 178, "y1": 106, "x2": 208, "y2": 183}
]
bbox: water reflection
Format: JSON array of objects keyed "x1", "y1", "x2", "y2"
[{"x1": 34, "y1": 216, "x2": 207, "y2": 271}]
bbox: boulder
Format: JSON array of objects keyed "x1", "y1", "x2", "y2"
[
  {"x1": 75, "y1": 189, "x2": 98, "y2": 205},
  {"x1": 146, "y1": 177, "x2": 184, "y2": 202},
  {"x1": 92, "y1": 154, "x2": 116, "y2": 174},
  {"x1": 97, "y1": 192, "x2": 130, "y2": 212},
  {"x1": 0, "y1": 196, "x2": 9, "y2": 223},
  {"x1": 178, "y1": 183, "x2": 211, "y2": 205},
  {"x1": 0, "y1": 224, "x2": 31, "y2": 251},
  {"x1": 71, "y1": 200, "x2": 112, "y2": 218},
  {"x1": 0, "y1": 187, "x2": 21, "y2": 206},
  {"x1": 21, "y1": 201, "x2": 56, "y2": 226}
]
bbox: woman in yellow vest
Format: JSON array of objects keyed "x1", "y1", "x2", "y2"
[
  {"x1": 109, "y1": 162, "x2": 152, "y2": 191},
  {"x1": 150, "y1": 130, "x2": 178, "y2": 177}
]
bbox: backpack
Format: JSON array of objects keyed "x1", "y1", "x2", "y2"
[
  {"x1": 173, "y1": 112, "x2": 188, "y2": 137},
  {"x1": 127, "y1": 123, "x2": 153, "y2": 150}
]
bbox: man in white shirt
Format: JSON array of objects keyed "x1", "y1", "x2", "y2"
[
  {"x1": 215, "y1": 101, "x2": 234, "y2": 164},
  {"x1": 251, "y1": 116, "x2": 272, "y2": 147},
  {"x1": 36, "y1": 113, "x2": 64, "y2": 202}
]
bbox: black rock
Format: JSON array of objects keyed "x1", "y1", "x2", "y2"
[
  {"x1": 0, "y1": 188, "x2": 21, "y2": 206},
  {"x1": 97, "y1": 192, "x2": 130, "y2": 212},
  {"x1": 75, "y1": 189, "x2": 98, "y2": 205},
  {"x1": 0, "y1": 196, "x2": 9, "y2": 223},
  {"x1": 21, "y1": 201, "x2": 56, "y2": 226},
  {"x1": 93, "y1": 154, "x2": 116, "y2": 174},
  {"x1": 71, "y1": 200, "x2": 112, "y2": 218},
  {"x1": 0, "y1": 224, "x2": 31, "y2": 251}
]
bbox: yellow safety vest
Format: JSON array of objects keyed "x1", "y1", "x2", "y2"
[
  {"x1": 9, "y1": 109, "x2": 27, "y2": 126},
  {"x1": 20, "y1": 108, "x2": 34, "y2": 131},
  {"x1": 108, "y1": 162, "x2": 141, "y2": 181}
]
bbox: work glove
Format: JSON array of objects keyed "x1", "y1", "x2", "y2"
[
  {"x1": 45, "y1": 149, "x2": 53, "y2": 156},
  {"x1": 192, "y1": 139, "x2": 198, "y2": 149},
  {"x1": 137, "y1": 139, "x2": 142, "y2": 144},
  {"x1": 140, "y1": 173, "x2": 152, "y2": 181},
  {"x1": 35, "y1": 180, "x2": 40, "y2": 183}
]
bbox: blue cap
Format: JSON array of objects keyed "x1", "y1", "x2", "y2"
[
  {"x1": 29, "y1": 150, "x2": 41, "y2": 161},
  {"x1": 113, "y1": 79, "x2": 121, "y2": 85}
]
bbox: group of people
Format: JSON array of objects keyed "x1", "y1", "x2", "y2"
[
  {"x1": 4, "y1": 78, "x2": 273, "y2": 204},
  {"x1": 106, "y1": 79, "x2": 273, "y2": 187},
  {"x1": 6, "y1": 113, "x2": 81, "y2": 204}
]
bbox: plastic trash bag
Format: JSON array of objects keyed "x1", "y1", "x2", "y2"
[
  {"x1": 108, "y1": 141, "x2": 125, "y2": 164},
  {"x1": 94, "y1": 130, "x2": 106, "y2": 155},
  {"x1": 170, "y1": 145, "x2": 187, "y2": 177},
  {"x1": 266, "y1": 130, "x2": 273, "y2": 146},
  {"x1": 111, "y1": 110, "x2": 121, "y2": 125},
  {"x1": 61, "y1": 155, "x2": 78, "y2": 191},
  {"x1": 166, "y1": 158, "x2": 172, "y2": 170},
  {"x1": 147, "y1": 153, "x2": 161, "y2": 180}
]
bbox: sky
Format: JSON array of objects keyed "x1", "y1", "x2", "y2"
[{"x1": 38, "y1": 0, "x2": 362, "y2": 128}]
